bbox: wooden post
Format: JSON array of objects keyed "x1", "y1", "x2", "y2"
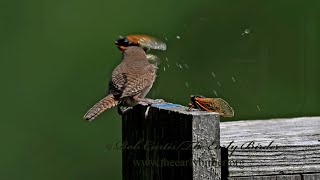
[{"x1": 122, "y1": 103, "x2": 221, "y2": 180}]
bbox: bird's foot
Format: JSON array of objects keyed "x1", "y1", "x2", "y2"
[
  {"x1": 153, "y1": 99, "x2": 165, "y2": 104},
  {"x1": 137, "y1": 98, "x2": 165, "y2": 105},
  {"x1": 138, "y1": 101, "x2": 149, "y2": 106},
  {"x1": 117, "y1": 106, "x2": 133, "y2": 115}
]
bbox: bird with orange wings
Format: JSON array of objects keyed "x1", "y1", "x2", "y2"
[{"x1": 83, "y1": 34, "x2": 166, "y2": 121}]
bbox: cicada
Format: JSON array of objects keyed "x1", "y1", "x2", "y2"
[
  {"x1": 115, "y1": 34, "x2": 167, "y2": 52},
  {"x1": 188, "y1": 95, "x2": 234, "y2": 117}
]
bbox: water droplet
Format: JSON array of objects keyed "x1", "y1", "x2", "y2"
[
  {"x1": 165, "y1": 57, "x2": 168, "y2": 62},
  {"x1": 211, "y1": 72, "x2": 215, "y2": 78},
  {"x1": 167, "y1": 64, "x2": 170, "y2": 68},
  {"x1": 213, "y1": 89, "x2": 218, "y2": 96},
  {"x1": 165, "y1": 37, "x2": 168, "y2": 41},
  {"x1": 185, "y1": 82, "x2": 189, "y2": 87},
  {"x1": 179, "y1": 64, "x2": 183, "y2": 69},
  {"x1": 256, "y1": 105, "x2": 261, "y2": 111},
  {"x1": 176, "y1": 36, "x2": 181, "y2": 39},
  {"x1": 217, "y1": 81, "x2": 222, "y2": 87},
  {"x1": 184, "y1": 64, "x2": 189, "y2": 69},
  {"x1": 232, "y1": 77, "x2": 236, "y2": 82},
  {"x1": 241, "y1": 28, "x2": 251, "y2": 36},
  {"x1": 163, "y1": 67, "x2": 166, "y2": 71}
]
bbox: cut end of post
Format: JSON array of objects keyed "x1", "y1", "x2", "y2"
[{"x1": 151, "y1": 103, "x2": 220, "y2": 116}]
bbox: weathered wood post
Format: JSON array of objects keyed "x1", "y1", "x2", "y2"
[
  {"x1": 220, "y1": 117, "x2": 320, "y2": 180},
  {"x1": 122, "y1": 103, "x2": 221, "y2": 180}
]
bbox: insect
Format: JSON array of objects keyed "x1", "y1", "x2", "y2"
[
  {"x1": 115, "y1": 34, "x2": 167, "y2": 52},
  {"x1": 188, "y1": 95, "x2": 234, "y2": 117}
]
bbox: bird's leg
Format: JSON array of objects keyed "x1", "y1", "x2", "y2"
[{"x1": 117, "y1": 106, "x2": 133, "y2": 115}]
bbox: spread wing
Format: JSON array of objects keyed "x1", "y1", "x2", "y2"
[
  {"x1": 126, "y1": 34, "x2": 167, "y2": 51},
  {"x1": 214, "y1": 98, "x2": 234, "y2": 117}
]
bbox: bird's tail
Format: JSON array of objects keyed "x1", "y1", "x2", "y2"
[{"x1": 83, "y1": 94, "x2": 119, "y2": 121}]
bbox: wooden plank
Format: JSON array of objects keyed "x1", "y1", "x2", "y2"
[
  {"x1": 228, "y1": 174, "x2": 301, "y2": 180},
  {"x1": 220, "y1": 117, "x2": 320, "y2": 177},
  {"x1": 276, "y1": 175, "x2": 301, "y2": 180},
  {"x1": 228, "y1": 176, "x2": 276, "y2": 180},
  {"x1": 303, "y1": 173, "x2": 320, "y2": 180},
  {"x1": 122, "y1": 104, "x2": 221, "y2": 180}
]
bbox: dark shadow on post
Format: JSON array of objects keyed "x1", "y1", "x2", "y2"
[
  {"x1": 221, "y1": 147, "x2": 229, "y2": 180},
  {"x1": 122, "y1": 104, "x2": 221, "y2": 180}
]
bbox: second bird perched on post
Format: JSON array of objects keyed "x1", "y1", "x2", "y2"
[{"x1": 83, "y1": 34, "x2": 166, "y2": 121}]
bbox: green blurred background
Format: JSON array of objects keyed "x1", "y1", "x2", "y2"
[{"x1": 1, "y1": 0, "x2": 319, "y2": 179}]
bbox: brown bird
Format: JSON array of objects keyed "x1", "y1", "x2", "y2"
[
  {"x1": 188, "y1": 95, "x2": 234, "y2": 117},
  {"x1": 83, "y1": 46, "x2": 160, "y2": 121}
]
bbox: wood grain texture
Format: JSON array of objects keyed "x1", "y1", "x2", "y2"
[
  {"x1": 303, "y1": 173, "x2": 320, "y2": 180},
  {"x1": 122, "y1": 104, "x2": 220, "y2": 180},
  {"x1": 192, "y1": 110, "x2": 221, "y2": 180},
  {"x1": 228, "y1": 174, "x2": 301, "y2": 180},
  {"x1": 220, "y1": 117, "x2": 320, "y2": 177}
]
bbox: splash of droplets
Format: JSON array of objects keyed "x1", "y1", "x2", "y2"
[
  {"x1": 185, "y1": 82, "x2": 189, "y2": 88},
  {"x1": 256, "y1": 105, "x2": 261, "y2": 111},
  {"x1": 241, "y1": 28, "x2": 251, "y2": 36},
  {"x1": 176, "y1": 36, "x2": 181, "y2": 39},
  {"x1": 184, "y1": 64, "x2": 189, "y2": 69},
  {"x1": 232, "y1": 77, "x2": 236, "y2": 82},
  {"x1": 217, "y1": 81, "x2": 222, "y2": 87},
  {"x1": 213, "y1": 89, "x2": 218, "y2": 96},
  {"x1": 211, "y1": 72, "x2": 216, "y2": 78}
]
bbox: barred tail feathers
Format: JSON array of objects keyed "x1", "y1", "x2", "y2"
[{"x1": 83, "y1": 94, "x2": 119, "y2": 121}]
